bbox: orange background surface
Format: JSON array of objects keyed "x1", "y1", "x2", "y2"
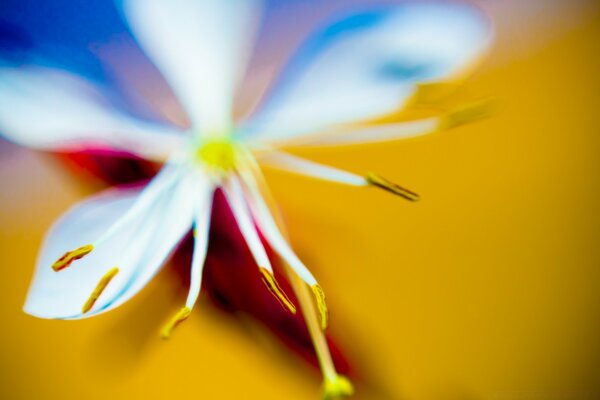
[{"x1": 1, "y1": 1, "x2": 599, "y2": 399}]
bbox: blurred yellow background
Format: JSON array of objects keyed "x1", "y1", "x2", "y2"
[{"x1": 1, "y1": 1, "x2": 599, "y2": 399}]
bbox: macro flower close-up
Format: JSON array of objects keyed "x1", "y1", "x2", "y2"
[{"x1": 2, "y1": 0, "x2": 600, "y2": 399}]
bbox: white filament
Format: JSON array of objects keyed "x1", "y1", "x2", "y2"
[
  {"x1": 185, "y1": 182, "x2": 214, "y2": 309},
  {"x1": 238, "y1": 168, "x2": 317, "y2": 286},
  {"x1": 259, "y1": 151, "x2": 367, "y2": 187},
  {"x1": 223, "y1": 177, "x2": 273, "y2": 273}
]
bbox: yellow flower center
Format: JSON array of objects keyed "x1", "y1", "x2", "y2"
[{"x1": 195, "y1": 138, "x2": 239, "y2": 172}]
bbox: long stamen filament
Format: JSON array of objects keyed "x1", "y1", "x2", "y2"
[
  {"x1": 257, "y1": 151, "x2": 420, "y2": 203},
  {"x1": 162, "y1": 185, "x2": 214, "y2": 339},
  {"x1": 237, "y1": 156, "x2": 352, "y2": 396},
  {"x1": 287, "y1": 269, "x2": 353, "y2": 399},
  {"x1": 259, "y1": 151, "x2": 365, "y2": 186},
  {"x1": 238, "y1": 156, "x2": 331, "y2": 328},
  {"x1": 224, "y1": 178, "x2": 298, "y2": 315},
  {"x1": 249, "y1": 96, "x2": 493, "y2": 148},
  {"x1": 82, "y1": 267, "x2": 119, "y2": 313}
]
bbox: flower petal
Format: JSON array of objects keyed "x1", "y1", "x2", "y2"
[
  {"x1": 0, "y1": 66, "x2": 184, "y2": 160},
  {"x1": 241, "y1": 3, "x2": 492, "y2": 143},
  {"x1": 24, "y1": 165, "x2": 197, "y2": 319},
  {"x1": 120, "y1": 0, "x2": 263, "y2": 133}
]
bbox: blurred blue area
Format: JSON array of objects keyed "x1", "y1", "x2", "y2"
[
  {"x1": 0, "y1": 0, "x2": 178, "y2": 124},
  {"x1": 0, "y1": 0, "x2": 129, "y2": 80}
]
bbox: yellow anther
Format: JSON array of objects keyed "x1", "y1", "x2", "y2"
[
  {"x1": 161, "y1": 306, "x2": 192, "y2": 339},
  {"x1": 323, "y1": 374, "x2": 354, "y2": 400},
  {"x1": 82, "y1": 267, "x2": 119, "y2": 313},
  {"x1": 196, "y1": 138, "x2": 238, "y2": 172},
  {"x1": 259, "y1": 268, "x2": 297, "y2": 315},
  {"x1": 441, "y1": 97, "x2": 494, "y2": 130},
  {"x1": 409, "y1": 81, "x2": 460, "y2": 107},
  {"x1": 311, "y1": 284, "x2": 329, "y2": 331},
  {"x1": 366, "y1": 173, "x2": 420, "y2": 202},
  {"x1": 52, "y1": 244, "x2": 94, "y2": 272}
]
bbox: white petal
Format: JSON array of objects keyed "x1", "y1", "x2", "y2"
[
  {"x1": 238, "y1": 169, "x2": 317, "y2": 285},
  {"x1": 24, "y1": 165, "x2": 198, "y2": 319},
  {"x1": 241, "y1": 3, "x2": 491, "y2": 143},
  {"x1": 0, "y1": 67, "x2": 184, "y2": 160},
  {"x1": 259, "y1": 151, "x2": 367, "y2": 186},
  {"x1": 121, "y1": 0, "x2": 263, "y2": 133},
  {"x1": 223, "y1": 177, "x2": 273, "y2": 272},
  {"x1": 186, "y1": 182, "x2": 214, "y2": 309}
]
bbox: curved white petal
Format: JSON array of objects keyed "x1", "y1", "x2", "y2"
[
  {"x1": 121, "y1": 0, "x2": 263, "y2": 133},
  {"x1": 24, "y1": 165, "x2": 198, "y2": 319},
  {"x1": 241, "y1": 3, "x2": 491, "y2": 144},
  {"x1": 0, "y1": 67, "x2": 184, "y2": 160}
]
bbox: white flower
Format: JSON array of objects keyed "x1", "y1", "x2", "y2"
[{"x1": 0, "y1": 1, "x2": 491, "y2": 396}]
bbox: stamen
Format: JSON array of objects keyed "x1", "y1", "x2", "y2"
[
  {"x1": 82, "y1": 267, "x2": 119, "y2": 313},
  {"x1": 311, "y1": 284, "x2": 329, "y2": 331},
  {"x1": 258, "y1": 151, "x2": 366, "y2": 186},
  {"x1": 259, "y1": 268, "x2": 297, "y2": 314},
  {"x1": 410, "y1": 81, "x2": 460, "y2": 106},
  {"x1": 52, "y1": 244, "x2": 94, "y2": 272},
  {"x1": 323, "y1": 374, "x2": 355, "y2": 400},
  {"x1": 238, "y1": 162, "x2": 345, "y2": 392},
  {"x1": 161, "y1": 306, "x2": 192, "y2": 339},
  {"x1": 366, "y1": 173, "x2": 420, "y2": 201},
  {"x1": 441, "y1": 98, "x2": 494, "y2": 130},
  {"x1": 236, "y1": 164, "x2": 319, "y2": 286}
]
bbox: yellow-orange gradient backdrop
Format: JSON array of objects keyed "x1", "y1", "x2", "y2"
[{"x1": 1, "y1": 1, "x2": 599, "y2": 399}]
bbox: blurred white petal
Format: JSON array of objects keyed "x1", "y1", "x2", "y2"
[
  {"x1": 242, "y1": 3, "x2": 492, "y2": 143},
  {"x1": 0, "y1": 67, "x2": 185, "y2": 160},
  {"x1": 121, "y1": 0, "x2": 263, "y2": 133},
  {"x1": 24, "y1": 165, "x2": 197, "y2": 319}
]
